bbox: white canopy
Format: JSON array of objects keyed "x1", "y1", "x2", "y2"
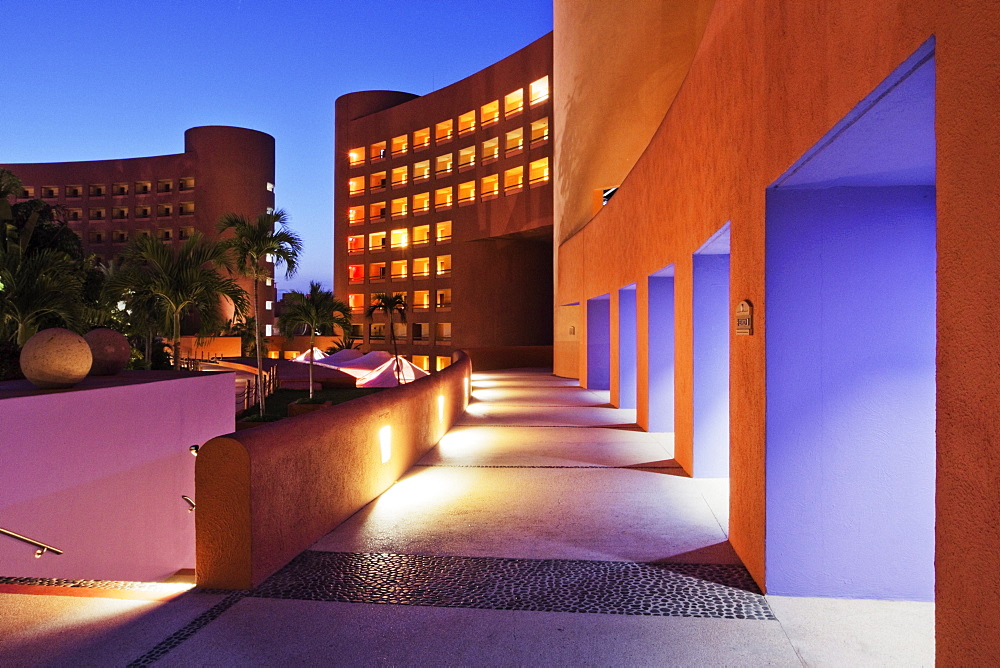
[
  {"x1": 317, "y1": 350, "x2": 392, "y2": 378},
  {"x1": 291, "y1": 347, "x2": 327, "y2": 362},
  {"x1": 357, "y1": 357, "x2": 430, "y2": 388},
  {"x1": 315, "y1": 349, "x2": 363, "y2": 366}
]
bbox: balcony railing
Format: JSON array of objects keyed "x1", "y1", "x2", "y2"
[{"x1": 436, "y1": 268, "x2": 452, "y2": 278}]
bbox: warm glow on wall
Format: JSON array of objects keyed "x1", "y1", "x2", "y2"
[
  {"x1": 380, "y1": 425, "x2": 392, "y2": 463},
  {"x1": 438, "y1": 394, "x2": 445, "y2": 423}
]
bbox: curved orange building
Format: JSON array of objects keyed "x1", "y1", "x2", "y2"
[
  {"x1": 334, "y1": 34, "x2": 553, "y2": 372},
  {"x1": 1, "y1": 126, "x2": 277, "y2": 328}
]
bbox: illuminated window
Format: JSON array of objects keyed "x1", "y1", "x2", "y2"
[
  {"x1": 368, "y1": 231, "x2": 386, "y2": 252},
  {"x1": 529, "y1": 76, "x2": 550, "y2": 105},
  {"x1": 436, "y1": 289, "x2": 452, "y2": 309},
  {"x1": 89, "y1": 229, "x2": 105, "y2": 243},
  {"x1": 112, "y1": 182, "x2": 128, "y2": 195},
  {"x1": 530, "y1": 117, "x2": 549, "y2": 145},
  {"x1": 265, "y1": 300, "x2": 273, "y2": 311},
  {"x1": 136, "y1": 229, "x2": 150, "y2": 239},
  {"x1": 348, "y1": 265, "x2": 365, "y2": 283},
  {"x1": 157, "y1": 179, "x2": 173, "y2": 193},
  {"x1": 505, "y1": 127, "x2": 524, "y2": 155},
  {"x1": 458, "y1": 145, "x2": 476, "y2": 170},
  {"x1": 391, "y1": 259, "x2": 408, "y2": 280},
  {"x1": 370, "y1": 323, "x2": 386, "y2": 341},
  {"x1": 413, "y1": 160, "x2": 431, "y2": 182},
  {"x1": 369, "y1": 201, "x2": 386, "y2": 221},
  {"x1": 90, "y1": 207, "x2": 106, "y2": 219},
  {"x1": 481, "y1": 100, "x2": 499, "y2": 126},
  {"x1": 435, "y1": 322, "x2": 452, "y2": 342},
  {"x1": 504, "y1": 88, "x2": 524, "y2": 117},
  {"x1": 458, "y1": 110, "x2": 476, "y2": 135},
  {"x1": 136, "y1": 206, "x2": 150, "y2": 219},
  {"x1": 157, "y1": 204, "x2": 173, "y2": 217},
  {"x1": 436, "y1": 356, "x2": 452, "y2": 371},
  {"x1": 412, "y1": 224, "x2": 431, "y2": 246},
  {"x1": 504, "y1": 166, "x2": 524, "y2": 194},
  {"x1": 349, "y1": 176, "x2": 364, "y2": 196},
  {"x1": 370, "y1": 140, "x2": 387, "y2": 161},
  {"x1": 135, "y1": 181, "x2": 151, "y2": 194},
  {"x1": 88, "y1": 184, "x2": 104, "y2": 197},
  {"x1": 179, "y1": 227, "x2": 195, "y2": 241},
  {"x1": 370, "y1": 171, "x2": 387, "y2": 192},
  {"x1": 413, "y1": 257, "x2": 430, "y2": 278},
  {"x1": 393, "y1": 322, "x2": 407, "y2": 339},
  {"x1": 391, "y1": 166, "x2": 408, "y2": 188},
  {"x1": 265, "y1": 324, "x2": 273, "y2": 337},
  {"x1": 435, "y1": 187, "x2": 453, "y2": 210},
  {"x1": 390, "y1": 197, "x2": 408, "y2": 219},
  {"x1": 348, "y1": 293, "x2": 364, "y2": 312},
  {"x1": 412, "y1": 355, "x2": 430, "y2": 370},
  {"x1": 159, "y1": 228, "x2": 173, "y2": 241},
  {"x1": 347, "y1": 235, "x2": 365, "y2": 254},
  {"x1": 349, "y1": 205, "x2": 365, "y2": 225},
  {"x1": 20, "y1": 186, "x2": 35, "y2": 198},
  {"x1": 482, "y1": 137, "x2": 499, "y2": 163},
  {"x1": 42, "y1": 186, "x2": 58, "y2": 198},
  {"x1": 179, "y1": 177, "x2": 195, "y2": 191},
  {"x1": 112, "y1": 230, "x2": 128, "y2": 243},
  {"x1": 436, "y1": 254, "x2": 452, "y2": 277},
  {"x1": 265, "y1": 277, "x2": 272, "y2": 286},
  {"x1": 390, "y1": 228, "x2": 409, "y2": 249},
  {"x1": 113, "y1": 207, "x2": 128, "y2": 219},
  {"x1": 457, "y1": 181, "x2": 475, "y2": 204},
  {"x1": 179, "y1": 202, "x2": 195, "y2": 216},
  {"x1": 481, "y1": 174, "x2": 499, "y2": 200},
  {"x1": 413, "y1": 290, "x2": 430, "y2": 309},
  {"x1": 66, "y1": 185, "x2": 82, "y2": 198},
  {"x1": 435, "y1": 153, "x2": 453, "y2": 176},
  {"x1": 391, "y1": 134, "x2": 408, "y2": 157},
  {"x1": 413, "y1": 323, "x2": 430, "y2": 342},
  {"x1": 529, "y1": 157, "x2": 550, "y2": 186},
  {"x1": 369, "y1": 262, "x2": 387, "y2": 282},
  {"x1": 67, "y1": 208, "x2": 82, "y2": 221},
  {"x1": 435, "y1": 119, "x2": 453, "y2": 144},
  {"x1": 412, "y1": 192, "x2": 430, "y2": 215},
  {"x1": 436, "y1": 220, "x2": 452, "y2": 243},
  {"x1": 413, "y1": 127, "x2": 430, "y2": 150}
]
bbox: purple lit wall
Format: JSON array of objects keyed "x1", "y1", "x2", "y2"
[
  {"x1": 617, "y1": 285, "x2": 637, "y2": 408},
  {"x1": 586, "y1": 295, "x2": 611, "y2": 390},
  {"x1": 692, "y1": 228, "x2": 730, "y2": 478},
  {"x1": 647, "y1": 271, "x2": 675, "y2": 432}
]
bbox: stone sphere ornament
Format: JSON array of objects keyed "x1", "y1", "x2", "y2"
[
  {"x1": 20, "y1": 328, "x2": 93, "y2": 389},
  {"x1": 84, "y1": 328, "x2": 131, "y2": 376}
]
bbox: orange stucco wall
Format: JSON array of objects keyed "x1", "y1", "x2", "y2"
[{"x1": 554, "y1": 1, "x2": 1000, "y2": 662}]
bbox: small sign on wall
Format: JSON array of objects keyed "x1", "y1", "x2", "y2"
[{"x1": 735, "y1": 300, "x2": 753, "y2": 336}]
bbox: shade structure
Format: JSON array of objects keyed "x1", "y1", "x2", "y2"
[
  {"x1": 315, "y1": 349, "x2": 363, "y2": 366},
  {"x1": 317, "y1": 350, "x2": 392, "y2": 378},
  {"x1": 291, "y1": 347, "x2": 326, "y2": 362},
  {"x1": 356, "y1": 357, "x2": 430, "y2": 388}
]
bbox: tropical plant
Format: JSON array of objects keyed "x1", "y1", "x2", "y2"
[
  {"x1": 217, "y1": 209, "x2": 302, "y2": 414},
  {"x1": 277, "y1": 281, "x2": 352, "y2": 398},
  {"x1": 365, "y1": 292, "x2": 407, "y2": 385},
  {"x1": 326, "y1": 331, "x2": 362, "y2": 354},
  {"x1": 110, "y1": 233, "x2": 249, "y2": 370}
]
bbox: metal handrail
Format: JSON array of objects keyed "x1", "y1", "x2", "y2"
[{"x1": 0, "y1": 527, "x2": 64, "y2": 558}]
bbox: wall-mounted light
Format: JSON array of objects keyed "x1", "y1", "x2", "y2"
[
  {"x1": 380, "y1": 425, "x2": 392, "y2": 463},
  {"x1": 189, "y1": 444, "x2": 199, "y2": 456}
]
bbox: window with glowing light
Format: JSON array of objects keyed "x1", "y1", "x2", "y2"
[
  {"x1": 413, "y1": 127, "x2": 430, "y2": 150},
  {"x1": 369, "y1": 262, "x2": 387, "y2": 282},
  {"x1": 370, "y1": 322, "x2": 386, "y2": 340},
  {"x1": 67, "y1": 208, "x2": 82, "y2": 221},
  {"x1": 368, "y1": 231, "x2": 386, "y2": 252},
  {"x1": 90, "y1": 207, "x2": 106, "y2": 219},
  {"x1": 436, "y1": 356, "x2": 452, "y2": 371},
  {"x1": 413, "y1": 257, "x2": 430, "y2": 278},
  {"x1": 370, "y1": 201, "x2": 386, "y2": 221},
  {"x1": 390, "y1": 197, "x2": 408, "y2": 218},
  {"x1": 436, "y1": 220, "x2": 452, "y2": 243},
  {"x1": 348, "y1": 147, "x2": 365, "y2": 166},
  {"x1": 504, "y1": 166, "x2": 524, "y2": 194},
  {"x1": 390, "y1": 228, "x2": 409, "y2": 249},
  {"x1": 347, "y1": 235, "x2": 364, "y2": 254},
  {"x1": 413, "y1": 355, "x2": 430, "y2": 370},
  {"x1": 265, "y1": 300, "x2": 273, "y2": 311},
  {"x1": 435, "y1": 187, "x2": 453, "y2": 210},
  {"x1": 90, "y1": 229, "x2": 106, "y2": 243},
  {"x1": 458, "y1": 145, "x2": 476, "y2": 170},
  {"x1": 348, "y1": 293, "x2": 364, "y2": 312},
  {"x1": 157, "y1": 204, "x2": 173, "y2": 217},
  {"x1": 66, "y1": 185, "x2": 82, "y2": 198},
  {"x1": 435, "y1": 119, "x2": 453, "y2": 144},
  {"x1": 412, "y1": 224, "x2": 430, "y2": 246},
  {"x1": 391, "y1": 134, "x2": 408, "y2": 157},
  {"x1": 412, "y1": 192, "x2": 430, "y2": 214},
  {"x1": 504, "y1": 88, "x2": 524, "y2": 117},
  {"x1": 370, "y1": 171, "x2": 387, "y2": 192},
  {"x1": 393, "y1": 321, "x2": 407, "y2": 338},
  {"x1": 505, "y1": 127, "x2": 524, "y2": 156},
  {"x1": 391, "y1": 165, "x2": 408, "y2": 188},
  {"x1": 413, "y1": 160, "x2": 430, "y2": 182},
  {"x1": 436, "y1": 254, "x2": 452, "y2": 277},
  {"x1": 435, "y1": 153, "x2": 453, "y2": 176},
  {"x1": 530, "y1": 117, "x2": 549, "y2": 146},
  {"x1": 391, "y1": 259, "x2": 408, "y2": 281},
  {"x1": 349, "y1": 205, "x2": 365, "y2": 225},
  {"x1": 457, "y1": 181, "x2": 475, "y2": 204},
  {"x1": 348, "y1": 264, "x2": 364, "y2": 283},
  {"x1": 87, "y1": 184, "x2": 103, "y2": 197},
  {"x1": 113, "y1": 207, "x2": 128, "y2": 219},
  {"x1": 529, "y1": 76, "x2": 550, "y2": 106},
  {"x1": 370, "y1": 140, "x2": 387, "y2": 161},
  {"x1": 529, "y1": 157, "x2": 550, "y2": 186},
  {"x1": 482, "y1": 137, "x2": 499, "y2": 163},
  {"x1": 481, "y1": 100, "x2": 499, "y2": 126},
  {"x1": 413, "y1": 290, "x2": 430, "y2": 309},
  {"x1": 436, "y1": 288, "x2": 452, "y2": 309},
  {"x1": 157, "y1": 179, "x2": 173, "y2": 193},
  {"x1": 349, "y1": 176, "x2": 364, "y2": 196},
  {"x1": 458, "y1": 110, "x2": 476, "y2": 135},
  {"x1": 135, "y1": 181, "x2": 151, "y2": 194},
  {"x1": 179, "y1": 202, "x2": 194, "y2": 216},
  {"x1": 481, "y1": 174, "x2": 499, "y2": 200}
]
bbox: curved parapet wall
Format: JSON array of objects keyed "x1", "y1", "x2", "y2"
[{"x1": 195, "y1": 352, "x2": 473, "y2": 589}]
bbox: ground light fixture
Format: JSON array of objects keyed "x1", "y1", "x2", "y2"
[{"x1": 380, "y1": 425, "x2": 392, "y2": 463}]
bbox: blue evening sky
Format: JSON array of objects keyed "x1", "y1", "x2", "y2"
[{"x1": 2, "y1": 0, "x2": 553, "y2": 294}]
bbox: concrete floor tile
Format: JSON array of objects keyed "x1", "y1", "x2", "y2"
[
  {"x1": 0, "y1": 590, "x2": 225, "y2": 666},
  {"x1": 767, "y1": 596, "x2": 934, "y2": 667},
  {"x1": 458, "y1": 403, "x2": 637, "y2": 427},
  {"x1": 160, "y1": 598, "x2": 802, "y2": 667}
]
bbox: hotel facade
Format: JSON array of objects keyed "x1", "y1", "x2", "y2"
[{"x1": 333, "y1": 34, "x2": 553, "y2": 373}]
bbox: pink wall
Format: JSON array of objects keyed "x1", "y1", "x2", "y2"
[{"x1": 0, "y1": 371, "x2": 235, "y2": 582}]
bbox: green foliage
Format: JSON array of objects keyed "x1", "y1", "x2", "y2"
[
  {"x1": 365, "y1": 291, "x2": 408, "y2": 384},
  {"x1": 277, "y1": 281, "x2": 351, "y2": 399}
]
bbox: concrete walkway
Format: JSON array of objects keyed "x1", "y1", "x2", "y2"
[{"x1": 0, "y1": 369, "x2": 933, "y2": 665}]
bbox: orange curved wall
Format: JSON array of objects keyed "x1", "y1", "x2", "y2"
[{"x1": 554, "y1": 1, "x2": 1000, "y2": 662}]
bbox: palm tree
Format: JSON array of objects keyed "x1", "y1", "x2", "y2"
[
  {"x1": 217, "y1": 209, "x2": 302, "y2": 414},
  {"x1": 365, "y1": 292, "x2": 407, "y2": 385},
  {"x1": 277, "y1": 281, "x2": 352, "y2": 398},
  {"x1": 111, "y1": 233, "x2": 249, "y2": 370}
]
